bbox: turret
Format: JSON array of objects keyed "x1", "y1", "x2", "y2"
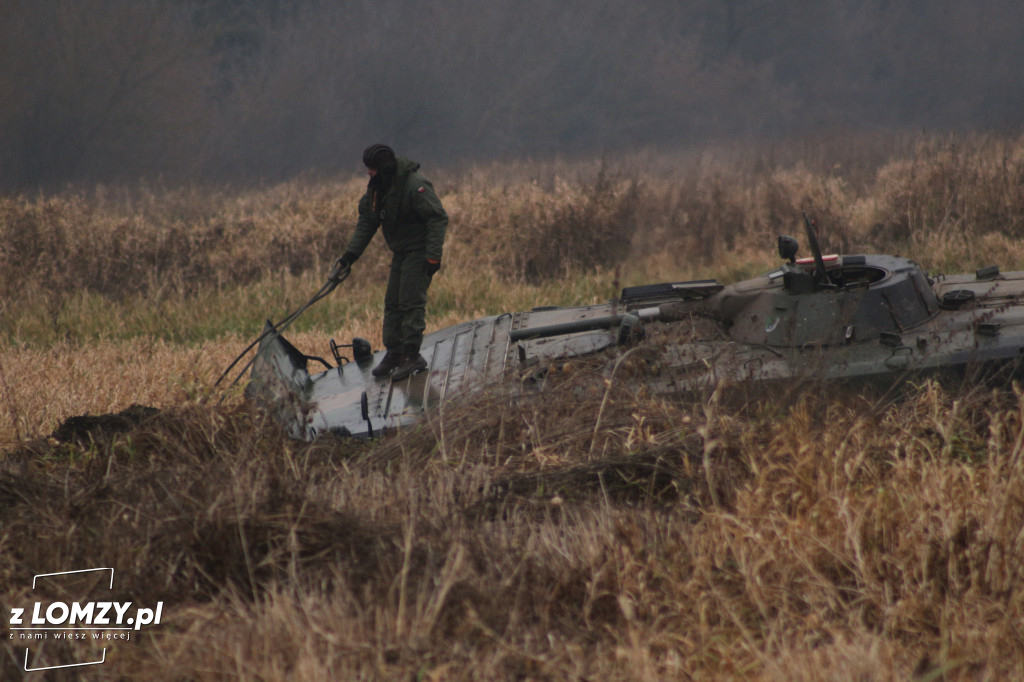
[{"x1": 703, "y1": 232, "x2": 940, "y2": 347}]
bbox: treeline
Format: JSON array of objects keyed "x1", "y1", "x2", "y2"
[{"x1": 2, "y1": 0, "x2": 1023, "y2": 189}]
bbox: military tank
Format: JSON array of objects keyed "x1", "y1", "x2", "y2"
[{"x1": 245, "y1": 217, "x2": 1024, "y2": 440}]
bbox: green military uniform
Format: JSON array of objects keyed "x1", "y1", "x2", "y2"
[{"x1": 344, "y1": 157, "x2": 448, "y2": 356}]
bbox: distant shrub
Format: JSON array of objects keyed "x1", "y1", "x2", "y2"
[
  {"x1": 870, "y1": 135, "x2": 1024, "y2": 247},
  {"x1": 0, "y1": 180, "x2": 359, "y2": 306},
  {"x1": 506, "y1": 164, "x2": 642, "y2": 281}
]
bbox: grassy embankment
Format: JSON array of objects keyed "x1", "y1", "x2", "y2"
[{"x1": 2, "y1": 133, "x2": 1024, "y2": 679}]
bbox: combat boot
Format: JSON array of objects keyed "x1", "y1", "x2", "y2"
[
  {"x1": 391, "y1": 353, "x2": 428, "y2": 381},
  {"x1": 371, "y1": 351, "x2": 403, "y2": 378}
]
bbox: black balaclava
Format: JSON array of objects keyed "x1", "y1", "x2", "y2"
[{"x1": 363, "y1": 144, "x2": 397, "y2": 209}]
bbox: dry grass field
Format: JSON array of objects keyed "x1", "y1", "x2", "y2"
[{"x1": 3, "y1": 133, "x2": 1024, "y2": 679}]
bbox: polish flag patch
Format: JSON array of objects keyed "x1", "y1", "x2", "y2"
[{"x1": 417, "y1": 186, "x2": 425, "y2": 192}]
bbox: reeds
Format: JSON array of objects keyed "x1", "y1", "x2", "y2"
[
  {"x1": 3, "y1": 378, "x2": 1023, "y2": 679},
  {"x1": 4, "y1": 132, "x2": 1024, "y2": 678}
]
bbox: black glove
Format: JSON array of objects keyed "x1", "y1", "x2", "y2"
[
  {"x1": 334, "y1": 251, "x2": 357, "y2": 270},
  {"x1": 329, "y1": 251, "x2": 358, "y2": 281},
  {"x1": 425, "y1": 258, "x2": 441, "y2": 276}
]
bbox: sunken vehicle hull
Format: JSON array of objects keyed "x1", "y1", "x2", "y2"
[{"x1": 246, "y1": 241, "x2": 1024, "y2": 440}]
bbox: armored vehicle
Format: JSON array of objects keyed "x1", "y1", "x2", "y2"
[{"x1": 246, "y1": 220, "x2": 1024, "y2": 440}]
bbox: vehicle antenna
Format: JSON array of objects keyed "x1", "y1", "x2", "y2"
[{"x1": 802, "y1": 211, "x2": 829, "y2": 286}]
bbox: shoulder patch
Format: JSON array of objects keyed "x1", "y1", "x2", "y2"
[{"x1": 417, "y1": 186, "x2": 425, "y2": 193}]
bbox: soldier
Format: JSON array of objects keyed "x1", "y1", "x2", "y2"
[{"x1": 334, "y1": 144, "x2": 448, "y2": 381}]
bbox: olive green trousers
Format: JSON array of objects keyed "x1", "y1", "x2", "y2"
[{"x1": 382, "y1": 249, "x2": 432, "y2": 354}]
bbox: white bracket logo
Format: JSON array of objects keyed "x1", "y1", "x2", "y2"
[{"x1": 11, "y1": 567, "x2": 161, "y2": 672}]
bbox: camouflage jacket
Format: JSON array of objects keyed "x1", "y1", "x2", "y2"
[{"x1": 345, "y1": 157, "x2": 448, "y2": 261}]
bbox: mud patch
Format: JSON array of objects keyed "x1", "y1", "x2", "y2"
[{"x1": 51, "y1": 404, "x2": 160, "y2": 443}]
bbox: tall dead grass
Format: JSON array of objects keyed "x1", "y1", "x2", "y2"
[
  {"x1": 4, "y1": 132, "x2": 1024, "y2": 347},
  {"x1": 5, "y1": 132, "x2": 1024, "y2": 679},
  {"x1": 3, "y1": 376, "x2": 1024, "y2": 679}
]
